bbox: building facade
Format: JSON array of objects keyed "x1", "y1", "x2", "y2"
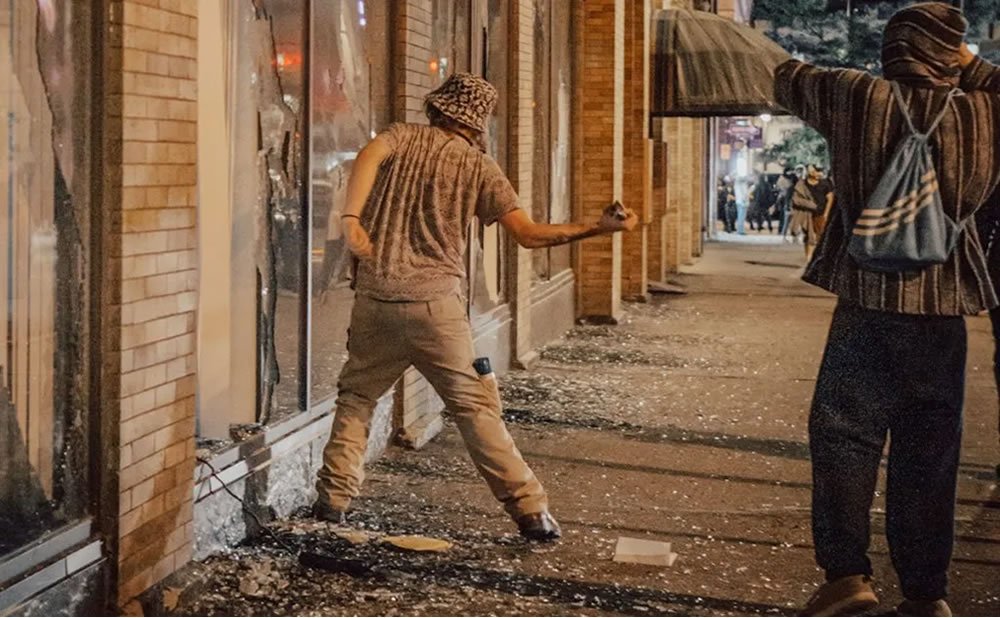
[{"x1": 0, "y1": 0, "x2": 716, "y2": 613}]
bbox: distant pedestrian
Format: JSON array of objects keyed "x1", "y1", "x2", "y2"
[
  {"x1": 750, "y1": 174, "x2": 775, "y2": 232},
  {"x1": 775, "y1": 167, "x2": 798, "y2": 238},
  {"x1": 775, "y1": 3, "x2": 1000, "y2": 616},
  {"x1": 791, "y1": 165, "x2": 834, "y2": 260},
  {"x1": 734, "y1": 177, "x2": 751, "y2": 235},
  {"x1": 717, "y1": 177, "x2": 736, "y2": 233},
  {"x1": 725, "y1": 176, "x2": 739, "y2": 234}
]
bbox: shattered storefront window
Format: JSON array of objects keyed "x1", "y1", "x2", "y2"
[
  {"x1": 309, "y1": 0, "x2": 391, "y2": 405},
  {"x1": 233, "y1": 0, "x2": 307, "y2": 424},
  {"x1": 0, "y1": 0, "x2": 92, "y2": 557}
]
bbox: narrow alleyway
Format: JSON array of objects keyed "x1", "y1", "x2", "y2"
[{"x1": 178, "y1": 242, "x2": 1000, "y2": 617}]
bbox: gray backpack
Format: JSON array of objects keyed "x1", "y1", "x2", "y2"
[{"x1": 848, "y1": 82, "x2": 963, "y2": 273}]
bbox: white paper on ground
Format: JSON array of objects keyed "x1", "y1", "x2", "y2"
[{"x1": 613, "y1": 536, "x2": 679, "y2": 567}]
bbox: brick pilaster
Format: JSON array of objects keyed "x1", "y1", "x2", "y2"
[
  {"x1": 574, "y1": 0, "x2": 625, "y2": 321},
  {"x1": 647, "y1": 140, "x2": 668, "y2": 283},
  {"x1": 664, "y1": 117, "x2": 682, "y2": 273},
  {"x1": 110, "y1": 0, "x2": 198, "y2": 604},
  {"x1": 621, "y1": 0, "x2": 652, "y2": 301}
]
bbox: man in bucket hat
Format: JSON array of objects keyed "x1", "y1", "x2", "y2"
[
  {"x1": 313, "y1": 73, "x2": 638, "y2": 541},
  {"x1": 775, "y1": 3, "x2": 1000, "y2": 615}
]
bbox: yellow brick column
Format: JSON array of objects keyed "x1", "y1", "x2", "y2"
[
  {"x1": 621, "y1": 0, "x2": 652, "y2": 301},
  {"x1": 664, "y1": 118, "x2": 683, "y2": 273},
  {"x1": 647, "y1": 139, "x2": 668, "y2": 283},
  {"x1": 110, "y1": 0, "x2": 199, "y2": 605},
  {"x1": 574, "y1": 0, "x2": 626, "y2": 322}
]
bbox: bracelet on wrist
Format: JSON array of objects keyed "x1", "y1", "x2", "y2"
[{"x1": 341, "y1": 214, "x2": 362, "y2": 221}]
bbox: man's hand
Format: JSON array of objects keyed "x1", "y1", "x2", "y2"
[
  {"x1": 598, "y1": 203, "x2": 639, "y2": 233},
  {"x1": 960, "y1": 42, "x2": 976, "y2": 69},
  {"x1": 343, "y1": 217, "x2": 374, "y2": 258}
]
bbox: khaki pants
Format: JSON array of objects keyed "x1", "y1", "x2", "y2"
[{"x1": 316, "y1": 294, "x2": 548, "y2": 519}]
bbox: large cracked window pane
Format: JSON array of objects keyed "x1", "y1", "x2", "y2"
[
  {"x1": 253, "y1": 0, "x2": 306, "y2": 423},
  {"x1": 0, "y1": 0, "x2": 92, "y2": 558},
  {"x1": 309, "y1": 0, "x2": 391, "y2": 406}
]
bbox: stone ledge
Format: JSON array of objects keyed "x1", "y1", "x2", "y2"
[{"x1": 394, "y1": 412, "x2": 444, "y2": 451}]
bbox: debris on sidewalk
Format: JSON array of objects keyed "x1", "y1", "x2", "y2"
[
  {"x1": 648, "y1": 280, "x2": 688, "y2": 295},
  {"x1": 237, "y1": 558, "x2": 289, "y2": 597},
  {"x1": 334, "y1": 529, "x2": 375, "y2": 545},
  {"x1": 613, "y1": 537, "x2": 679, "y2": 567}
]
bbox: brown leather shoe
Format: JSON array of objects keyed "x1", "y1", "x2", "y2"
[
  {"x1": 801, "y1": 575, "x2": 879, "y2": 616},
  {"x1": 897, "y1": 599, "x2": 952, "y2": 617},
  {"x1": 312, "y1": 501, "x2": 347, "y2": 525},
  {"x1": 516, "y1": 511, "x2": 562, "y2": 542}
]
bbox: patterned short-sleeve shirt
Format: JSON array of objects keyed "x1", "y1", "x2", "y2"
[{"x1": 356, "y1": 123, "x2": 520, "y2": 301}]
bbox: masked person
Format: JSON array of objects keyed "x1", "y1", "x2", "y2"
[
  {"x1": 312, "y1": 73, "x2": 638, "y2": 541},
  {"x1": 775, "y1": 3, "x2": 1000, "y2": 615}
]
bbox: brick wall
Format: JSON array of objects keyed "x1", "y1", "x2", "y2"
[
  {"x1": 648, "y1": 140, "x2": 668, "y2": 283},
  {"x1": 575, "y1": 0, "x2": 625, "y2": 321},
  {"x1": 110, "y1": 0, "x2": 198, "y2": 604},
  {"x1": 691, "y1": 120, "x2": 706, "y2": 257},
  {"x1": 663, "y1": 117, "x2": 682, "y2": 272},
  {"x1": 621, "y1": 0, "x2": 651, "y2": 301}
]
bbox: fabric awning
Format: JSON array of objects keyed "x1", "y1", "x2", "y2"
[{"x1": 652, "y1": 8, "x2": 792, "y2": 117}]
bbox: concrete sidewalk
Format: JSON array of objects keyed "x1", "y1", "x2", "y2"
[{"x1": 180, "y1": 241, "x2": 1000, "y2": 617}]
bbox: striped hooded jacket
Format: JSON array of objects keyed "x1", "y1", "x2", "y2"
[{"x1": 774, "y1": 2, "x2": 1000, "y2": 316}]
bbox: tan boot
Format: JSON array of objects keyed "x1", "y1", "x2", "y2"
[
  {"x1": 897, "y1": 599, "x2": 952, "y2": 617},
  {"x1": 801, "y1": 575, "x2": 879, "y2": 616}
]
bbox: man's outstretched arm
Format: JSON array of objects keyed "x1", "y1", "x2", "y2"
[
  {"x1": 959, "y1": 43, "x2": 1000, "y2": 93},
  {"x1": 499, "y1": 206, "x2": 638, "y2": 249}
]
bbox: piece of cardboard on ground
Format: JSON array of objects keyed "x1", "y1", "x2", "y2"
[
  {"x1": 613, "y1": 537, "x2": 678, "y2": 567},
  {"x1": 383, "y1": 535, "x2": 453, "y2": 552}
]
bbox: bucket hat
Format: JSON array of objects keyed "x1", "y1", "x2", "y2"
[{"x1": 425, "y1": 73, "x2": 498, "y2": 133}]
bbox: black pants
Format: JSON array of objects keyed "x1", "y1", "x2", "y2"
[
  {"x1": 724, "y1": 204, "x2": 737, "y2": 233},
  {"x1": 810, "y1": 301, "x2": 965, "y2": 601}
]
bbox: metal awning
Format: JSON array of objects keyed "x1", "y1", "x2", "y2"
[{"x1": 652, "y1": 8, "x2": 791, "y2": 117}]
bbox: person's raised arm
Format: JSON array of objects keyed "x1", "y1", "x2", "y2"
[
  {"x1": 959, "y1": 43, "x2": 1000, "y2": 94},
  {"x1": 341, "y1": 134, "x2": 394, "y2": 258},
  {"x1": 499, "y1": 206, "x2": 638, "y2": 250},
  {"x1": 774, "y1": 60, "x2": 859, "y2": 139},
  {"x1": 477, "y1": 157, "x2": 637, "y2": 248}
]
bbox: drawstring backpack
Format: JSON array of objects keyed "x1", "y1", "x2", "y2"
[{"x1": 848, "y1": 82, "x2": 964, "y2": 273}]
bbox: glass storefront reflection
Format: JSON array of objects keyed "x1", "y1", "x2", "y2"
[
  {"x1": 0, "y1": 0, "x2": 92, "y2": 557},
  {"x1": 470, "y1": 0, "x2": 509, "y2": 317},
  {"x1": 257, "y1": 0, "x2": 306, "y2": 421},
  {"x1": 532, "y1": 0, "x2": 572, "y2": 282},
  {"x1": 309, "y1": 0, "x2": 391, "y2": 406}
]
